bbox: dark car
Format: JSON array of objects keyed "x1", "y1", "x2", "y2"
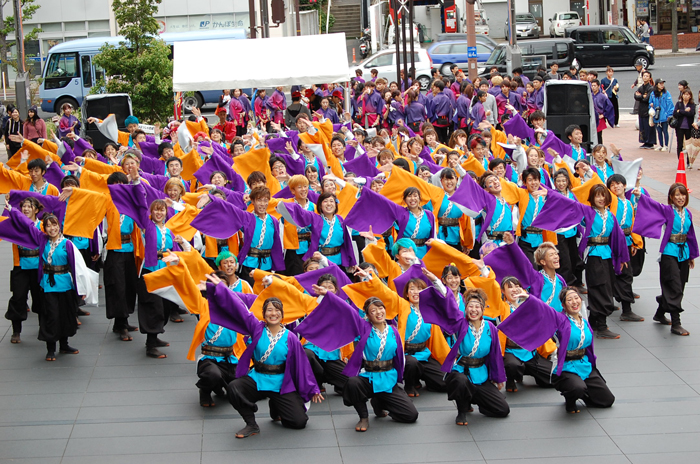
[
  {"x1": 565, "y1": 25, "x2": 655, "y2": 69},
  {"x1": 479, "y1": 38, "x2": 578, "y2": 79}
]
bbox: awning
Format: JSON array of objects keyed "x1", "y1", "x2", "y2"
[{"x1": 173, "y1": 33, "x2": 351, "y2": 91}]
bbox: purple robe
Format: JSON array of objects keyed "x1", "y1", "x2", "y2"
[
  {"x1": 45, "y1": 163, "x2": 66, "y2": 191},
  {"x1": 206, "y1": 282, "x2": 319, "y2": 401},
  {"x1": 295, "y1": 291, "x2": 405, "y2": 382},
  {"x1": 193, "y1": 154, "x2": 246, "y2": 192},
  {"x1": 404, "y1": 102, "x2": 426, "y2": 125},
  {"x1": 633, "y1": 195, "x2": 699, "y2": 260},
  {"x1": 419, "y1": 287, "x2": 505, "y2": 381},
  {"x1": 8, "y1": 190, "x2": 66, "y2": 222},
  {"x1": 294, "y1": 263, "x2": 352, "y2": 300},
  {"x1": 503, "y1": 112, "x2": 534, "y2": 141},
  {"x1": 592, "y1": 90, "x2": 615, "y2": 128},
  {"x1": 273, "y1": 186, "x2": 320, "y2": 205},
  {"x1": 267, "y1": 90, "x2": 287, "y2": 124},
  {"x1": 428, "y1": 92, "x2": 453, "y2": 125},
  {"x1": 454, "y1": 95, "x2": 471, "y2": 129},
  {"x1": 343, "y1": 154, "x2": 381, "y2": 177}
]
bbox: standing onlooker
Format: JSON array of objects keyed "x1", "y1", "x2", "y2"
[
  {"x1": 640, "y1": 19, "x2": 650, "y2": 44},
  {"x1": 58, "y1": 102, "x2": 80, "y2": 138},
  {"x1": 635, "y1": 70, "x2": 656, "y2": 149},
  {"x1": 677, "y1": 80, "x2": 690, "y2": 102},
  {"x1": 3, "y1": 105, "x2": 23, "y2": 158},
  {"x1": 600, "y1": 66, "x2": 619, "y2": 127},
  {"x1": 649, "y1": 78, "x2": 674, "y2": 151},
  {"x1": 673, "y1": 89, "x2": 696, "y2": 165},
  {"x1": 630, "y1": 62, "x2": 644, "y2": 115},
  {"x1": 23, "y1": 105, "x2": 47, "y2": 144}
]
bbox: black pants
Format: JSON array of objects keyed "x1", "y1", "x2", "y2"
[
  {"x1": 404, "y1": 355, "x2": 447, "y2": 392},
  {"x1": 342, "y1": 375, "x2": 418, "y2": 422},
  {"x1": 586, "y1": 256, "x2": 615, "y2": 330},
  {"x1": 630, "y1": 237, "x2": 646, "y2": 277},
  {"x1": 445, "y1": 371, "x2": 510, "y2": 417},
  {"x1": 237, "y1": 265, "x2": 256, "y2": 288},
  {"x1": 136, "y1": 273, "x2": 172, "y2": 339},
  {"x1": 434, "y1": 125, "x2": 449, "y2": 144},
  {"x1": 305, "y1": 348, "x2": 349, "y2": 392},
  {"x1": 103, "y1": 251, "x2": 137, "y2": 323},
  {"x1": 227, "y1": 374, "x2": 308, "y2": 429},
  {"x1": 676, "y1": 127, "x2": 692, "y2": 159},
  {"x1": 196, "y1": 358, "x2": 237, "y2": 394},
  {"x1": 503, "y1": 352, "x2": 554, "y2": 388},
  {"x1": 657, "y1": 254, "x2": 690, "y2": 319},
  {"x1": 611, "y1": 97, "x2": 619, "y2": 126},
  {"x1": 554, "y1": 368, "x2": 614, "y2": 408},
  {"x1": 6, "y1": 267, "x2": 43, "y2": 333},
  {"x1": 613, "y1": 246, "x2": 635, "y2": 309},
  {"x1": 638, "y1": 114, "x2": 656, "y2": 146},
  {"x1": 283, "y1": 250, "x2": 305, "y2": 277},
  {"x1": 39, "y1": 291, "x2": 79, "y2": 343},
  {"x1": 556, "y1": 234, "x2": 584, "y2": 287},
  {"x1": 597, "y1": 130, "x2": 604, "y2": 144},
  {"x1": 518, "y1": 239, "x2": 537, "y2": 266}
]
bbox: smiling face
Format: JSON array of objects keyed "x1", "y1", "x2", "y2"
[
  {"x1": 331, "y1": 140, "x2": 345, "y2": 157},
  {"x1": 232, "y1": 144, "x2": 245, "y2": 157},
  {"x1": 526, "y1": 149, "x2": 540, "y2": 168},
  {"x1": 122, "y1": 158, "x2": 139, "y2": 177},
  {"x1": 166, "y1": 185, "x2": 182, "y2": 201},
  {"x1": 492, "y1": 163, "x2": 506, "y2": 178},
  {"x1": 290, "y1": 183, "x2": 309, "y2": 202},
  {"x1": 609, "y1": 181, "x2": 625, "y2": 197},
  {"x1": 592, "y1": 147, "x2": 607, "y2": 163},
  {"x1": 211, "y1": 173, "x2": 226, "y2": 187},
  {"x1": 396, "y1": 246, "x2": 417, "y2": 268},
  {"x1": 443, "y1": 272, "x2": 461, "y2": 291},
  {"x1": 44, "y1": 219, "x2": 61, "y2": 239},
  {"x1": 167, "y1": 161, "x2": 182, "y2": 177},
  {"x1": 28, "y1": 166, "x2": 43, "y2": 184},
  {"x1": 441, "y1": 175, "x2": 457, "y2": 193},
  {"x1": 151, "y1": 206, "x2": 167, "y2": 223},
  {"x1": 404, "y1": 191, "x2": 421, "y2": 209},
  {"x1": 406, "y1": 282, "x2": 422, "y2": 305},
  {"x1": 593, "y1": 192, "x2": 607, "y2": 209},
  {"x1": 672, "y1": 189, "x2": 687, "y2": 208},
  {"x1": 525, "y1": 174, "x2": 540, "y2": 193},
  {"x1": 465, "y1": 299, "x2": 484, "y2": 322},
  {"x1": 563, "y1": 290, "x2": 582, "y2": 317},
  {"x1": 483, "y1": 175, "x2": 502, "y2": 195},
  {"x1": 539, "y1": 248, "x2": 560, "y2": 270},
  {"x1": 502, "y1": 281, "x2": 523, "y2": 304},
  {"x1": 21, "y1": 201, "x2": 38, "y2": 220},
  {"x1": 263, "y1": 302, "x2": 282, "y2": 325},
  {"x1": 554, "y1": 174, "x2": 569, "y2": 193},
  {"x1": 569, "y1": 129, "x2": 583, "y2": 145},
  {"x1": 472, "y1": 144, "x2": 487, "y2": 160},
  {"x1": 320, "y1": 196, "x2": 337, "y2": 216},
  {"x1": 253, "y1": 196, "x2": 270, "y2": 216},
  {"x1": 271, "y1": 161, "x2": 287, "y2": 178},
  {"x1": 366, "y1": 302, "x2": 386, "y2": 325}
]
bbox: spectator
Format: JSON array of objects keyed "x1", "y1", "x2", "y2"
[
  {"x1": 23, "y1": 105, "x2": 47, "y2": 144},
  {"x1": 649, "y1": 78, "x2": 674, "y2": 151}
]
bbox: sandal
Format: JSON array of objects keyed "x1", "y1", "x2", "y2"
[
  {"x1": 235, "y1": 424, "x2": 260, "y2": 438},
  {"x1": 405, "y1": 386, "x2": 420, "y2": 397},
  {"x1": 45, "y1": 352, "x2": 56, "y2": 362},
  {"x1": 355, "y1": 418, "x2": 369, "y2": 432},
  {"x1": 146, "y1": 347, "x2": 167, "y2": 358},
  {"x1": 455, "y1": 412, "x2": 468, "y2": 426},
  {"x1": 565, "y1": 399, "x2": 580, "y2": 414},
  {"x1": 169, "y1": 315, "x2": 184, "y2": 323},
  {"x1": 506, "y1": 379, "x2": 518, "y2": 393},
  {"x1": 77, "y1": 308, "x2": 91, "y2": 316},
  {"x1": 118, "y1": 329, "x2": 133, "y2": 342}
]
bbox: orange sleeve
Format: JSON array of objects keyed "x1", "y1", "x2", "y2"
[
  {"x1": 426, "y1": 324, "x2": 451, "y2": 364},
  {"x1": 464, "y1": 270, "x2": 508, "y2": 321},
  {"x1": 336, "y1": 182, "x2": 359, "y2": 219},
  {"x1": 175, "y1": 146, "x2": 204, "y2": 182},
  {"x1": 174, "y1": 249, "x2": 215, "y2": 283},
  {"x1": 422, "y1": 239, "x2": 481, "y2": 278},
  {"x1": 83, "y1": 158, "x2": 122, "y2": 175},
  {"x1": 490, "y1": 128, "x2": 507, "y2": 159},
  {"x1": 342, "y1": 276, "x2": 406, "y2": 323},
  {"x1": 251, "y1": 269, "x2": 300, "y2": 294},
  {"x1": 249, "y1": 278, "x2": 317, "y2": 322},
  {"x1": 232, "y1": 146, "x2": 281, "y2": 196},
  {"x1": 499, "y1": 178, "x2": 521, "y2": 206},
  {"x1": 460, "y1": 155, "x2": 486, "y2": 177},
  {"x1": 361, "y1": 242, "x2": 396, "y2": 280},
  {"x1": 381, "y1": 165, "x2": 445, "y2": 211},
  {"x1": 6, "y1": 140, "x2": 61, "y2": 170},
  {"x1": 63, "y1": 188, "x2": 110, "y2": 238},
  {"x1": 105, "y1": 202, "x2": 122, "y2": 251},
  {"x1": 42, "y1": 139, "x2": 58, "y2": 154},
  {"x1": 0, "y1": 162, "x2": 31, "y2": 193},
  {"x1": 165, "y1": 204, "x2": 200, "y2": 242},
  {"x1": 572, "y1": 175, "x2": 604, "y2": 205}
]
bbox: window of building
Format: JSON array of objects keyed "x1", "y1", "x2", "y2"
[
  {"x1": 88, "y1": 20, "x2": 110, "y2": 31},
  {"x1": 64, "y1": 21, "x2": 86, "y2": 31}
]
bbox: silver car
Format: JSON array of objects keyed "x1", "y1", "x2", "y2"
[
  {"x1": 355, "y1": 49, "x2": 433, "y2": 90},
  {"x1": 505, "y1": 13, "x2": 540, "y2": 39},
  {"x1": 549, "y1": 11, "x2": 582, "y2": 37}
]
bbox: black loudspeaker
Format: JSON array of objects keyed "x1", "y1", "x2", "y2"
[
  {"x1": 81, "y1": 95, "x2": 132, "y2": 153},
  {"x1": 544, "y1": 84, "x2": 594, "y2": 150}
]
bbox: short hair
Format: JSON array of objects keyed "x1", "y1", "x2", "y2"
[
  {"x1": 439, "y1": 167, "x2": 457, "y2": 180},
  {"x1": 107, "y1": 172, "x2": 129, "y2": 185},
  {"x1": 42, "y1": 213, "x2": 60, "y2": 231},
  {"x1": 149, "y1": 199, "x2": 168, "y2": 215},
  {"x1": 27, "y1": 158, "x2": 47, "y2": 173},
  {"x1": 402, "y1": 278, "x2": 428, "y2": 300},
  {"x1": 478, "y1": 170, "x2": 499, "y2": 188},
  {"x1": 288, "y1": 174, "x2": 309, "y2": 189},
  {"x1": 132, "y1": 129, "x2": 147, "y2": 140},
  {"x1": 392, "y1": 237, "x2": 417, "y2": 257},
  {"x1": 316, "y1": 192, "x2": 338, "y2": 215},
  {"x1": 432, "y1": 79, "x2": 445, "y2": 91},
  {"x1": 521, "y1": 167, "x2": 541, "y2": 184},
  {"x1": 378, "y1": 149, "x2": 395, "y2": 161},
  {"x1": 316, "y1": 273, "x2": 339, "y2": 292},
  {"x1": 303, "y1": 257, "x2": 322, "y2": 272},
  {"x1": 165, "y1": 156, "x2": 182, "y2": 169},
  {"x1": 158, "y1": 142, "x2": 174, "y2": 157},
  {"x1": 564, "y1": 124, "x2": 581, "y2": 139},
  {"x1": 529, "y1": 110, "x2": 545, "y2": 122},
  {"x1": 441, "y1": 264, "x2": 461, "y2": 280},
  {"x1": 534, "y1": 242, "x2": 557, "y2": 266},
  {"x1": 60, "y1": 175, "x2": 80, "y2": 189},
  {"x1": 463, "y1": 288, "x2": 487, "y2": 309},
  {"x1": 269, "y1": 156, "x2": 286, "y2": 170},
  {"x1": 392, "y1": 158, "x2": 411, "y2": 172},
  {"x1": 488, "y1": 158, "x2": 507, "y2": 171},
  {"x1": 249, "y1": 186, "x2": 271, "y2": 201},
  {"x1": 587, "y1": 183, "x2": 612, "y2": 207},
  {"x1": 330, "y1": 134, "x2": 346, "y2": 147},
  {"x1": 246, "y1": 171, "x2": 267, "y2": 187},
  {"x1": 668, "y1": 182, "x2": 689, "y2": 207},
  {"x1": 606, "y1": 173, "x2": 627, "y2": 189},
  {"x1": 105, "y1": 142, "x2": 120, "y2": 153},
  {"x1": 591, "y1": 78, "x2": 600, "y2": 86}
]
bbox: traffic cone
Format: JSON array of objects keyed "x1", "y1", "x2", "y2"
[{"x1": 676, "y1": 152, "x2": 691, "y2": 192}]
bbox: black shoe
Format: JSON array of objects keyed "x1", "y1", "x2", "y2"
[
  {"x1": 620, "y1": 311, "x2": 644, "y2": 322},
  {"x1": 77, "y1": 308, "x2": 90, "y2": 316},
  {"x1": 10, "y1": 333, "x2": 20, "y2": 344},
  {"x1": 506, "y1": 378, "x2": 517, "y2": 392},
  {"x1": 235, "y1": 423, "x2": 260, "y2": 438},
  {"x1": 125, "y1": 323, "x2": 138, "y2": 332},
  {"x1": 45, "y1": 351, "x2": 56, "y2": 362},
  {"x1": 154, "y1": 338, "x2": 170, "y2": 347},
  {"x1": 59, "y1": 345, "x2": 79, "y2": 354},
  {"x1": 146, "y1": 347, "x2": 167, "y2": 358},
  {"x1": 671, "y1": 324, "x2": 690, "y2": 336},
  {"x1": 199, "y1": 389, "x2": 215, "y2": 407},
  {"x1": 595, "y1": 328, "x2": 620, "y2": 339},
  {"x1": 653, "y1": 313, "x2": 672, "y2": 325},
  {"x1": 633, "y1": 293, "x2": 640, "y2": 299}
]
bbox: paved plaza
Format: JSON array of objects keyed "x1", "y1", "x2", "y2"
[{"x1": 0, "y1": 115, "x2": 699, "y2": 463}]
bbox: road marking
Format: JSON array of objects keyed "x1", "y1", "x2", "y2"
[{"x1": 677, "y1": 63, "x2": 700, "y2": 67}]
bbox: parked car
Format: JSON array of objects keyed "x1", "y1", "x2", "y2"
[
  {"x1": 427, "y1": 38, "x2": 495, "y2": 76},
  {"x1": 505, "y1": 13, "x2": 540, "y2": 40},
  {"x1": 436, "y1": 33, "x2": 498, "y2": 49},
  {"x1": 549, "y1": 11, "x2": 582, "y2": 37},
  {"x1": 565, "y1": 25, "x2": 655, "y2": 69},
  {"x1": 474, "y1": 9, "x2": 490, "y2": 35},
  {"x1": 356, "y1": 48, "x2": 433, "y2": 90},
  {"x1": 478, "y1": 38, "x2": 579, "y2": 79}
]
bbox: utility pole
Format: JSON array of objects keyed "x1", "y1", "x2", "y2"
[
  {"x1": 13, "y1": 0, "x2": 29, "y2": 117},
  {"x1": 505, "y1": 0, "x2": 521, "y2": 77},
  {"x1": 465, "y1": 0, "x2": 477, "y2": 81},
  {"x1": 249, "y1": 0, "x2": 257, "y2": 38},
  {"x1": 671, "y1": 2, "x2": 678, "y2": 53},
  {"x1": 260, "y1": 0, "x2": 270, "y2": 37}
]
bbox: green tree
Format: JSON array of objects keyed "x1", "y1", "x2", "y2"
[
  {"x1": 92, "y1": 0, "x2": 172, "y2": 123},
  {"x1": 0, "y1": 0, "x2": 42, "y2": 86}
]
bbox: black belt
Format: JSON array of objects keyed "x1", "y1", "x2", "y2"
[
  {"x1": 253, "y1": 361, "x2": 286, "y2": 374},
  {"x1": 457, "y1": 356, "x2": 486, "y2": 368},
  {"x1": 381, "y1": 229, "x2": 393, "y2": 238},
  {"x1": 201, "y1": 345, "x2": 234, "y2": 357},
  {"x1": 411, "y1": 238, "x2": 428, "y2": 247},
  {"x1": 18, "y1": 248, "x2": 40, "y2": 257},
  {"x1": 505, "y1": 339, "x2": 523, "y2": 350},
  {"x1": 362, "y1": 360, "x2": 394, "y2": 372},
  {"x1": 622, "y1": 227, "x2": 632, "y2": 236},
  {"x1": 523, "y1": 226, "x2": 543, "y2": 234},
  {"x1": 121, "y1": 233, "x2": 132, "y2": 244},
  {"x1": 216, "y1": 238, "x2": 228, "y2": 249},
  {"x1": 157, "y1": 251, "x2": 165, "y2": 259},
  {"x1": 404, "y1": 342, "x2": 427, "y2": 355},
  {"x1": 487, "y1": 231, "x2": 506, "y2": 241},
  {"x1": 43, "y1": 264, "x2": 70, "y2": 274},
  {"x1": 319, "y1": 246, "x2": 341, "y2": 256},
  {"x1": 249, "y1": 247, "x2": 272, "y2": 258},
  {"x1": 438, "y1": 217, "x2": 460, "y2": 227},
  {"x1": 565, "y1": 349, "x2": 585, "y2": 361},
  {"x1": 669, "y1": 233, "x2": 687, "y2": 244},
  {"x1": 587, "y1": 237, "x2": 610, "y2": 246},
  {"x1": 297, "y1": 232, "x2": 311, "y2": 242}
]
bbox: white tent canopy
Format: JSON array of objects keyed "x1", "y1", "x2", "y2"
[{"x1": 173, "y1": 33, "x2": 351, "y2": 91}]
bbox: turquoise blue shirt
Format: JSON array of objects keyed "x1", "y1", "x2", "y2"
[
  {"x1": 242, "y1": 214, "x2": 275, "y2": 270},
  {"x1": 400, "y1": 209, "x2": 432, "y2": 258},
  {"x1": 570, "y1": 145, "x2": 587, "y2": 162},
  {"x1": 114, "y1": 215, "x2": 135, "y2": 253},
  {"x1": 18, "y1": 220, "x2": 42, "y2": 270},
  {"x1": 562, "y1": 317, "x2": 593, "y2": 380},
  {"x1": 320, "y1": 215, "x2": 345, "y2": 265},
  {"x1": 360, "y1": 326, "x2": 399, "y2": 393},
  {"x1": 452, "y1": 322, "x2": 491, "y2": 385},
  {"x1": 286, "y1": 201, "x2": 314, "y2": 255},
  {"x1": 40, "y1": 238, "x2": 74, "y2": 293},
  {"x1": 520, "y1": 194, "x2": 544, "y2": 247},
  {"x1": 587, "y1": 209, "x2": 614, "y2": 260},
  {"x1": 540, "y1": 271, "x2": 564, "y2": 312},
  {"x1": 487, "y1": 197, "x2": 514, "y2": 245},
  {"x1": 558, "y1": 191, "x2": 579, "y2": 239},
  {"x1": 614, "y1": 196, "x2": 634, "y2": 246},
  {"x1": 505, "y1": 305, "x2": 535, "y2": 362},
  {"x1": 200, "y1": 322, "x2": 238, "y2": 363},
  {"x1": 591, "y1": 161, "x2": 614, "y2": 183},
  {"x1": 143, "y1": 225, "x2": 173, "y2": 272},
  {"x1": 248, "y1": 328, "x2": 289, "y2": 392},
  {"x1": 405, "y1": 304, "x2": 432, "y2": 362},
  {"x1": 437, "y1": 196, "x2": 463, "y2": 246},
  {"x1": 29, "y1": 181, "x2": 50, "y2": 195},
  {"x1": 662, "y1": 208, "x2": 691, "y2": 262}
]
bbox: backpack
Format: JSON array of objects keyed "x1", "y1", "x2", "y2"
[{"x1": 649, "y1": 25, "x2": 654, "y2": 36}]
